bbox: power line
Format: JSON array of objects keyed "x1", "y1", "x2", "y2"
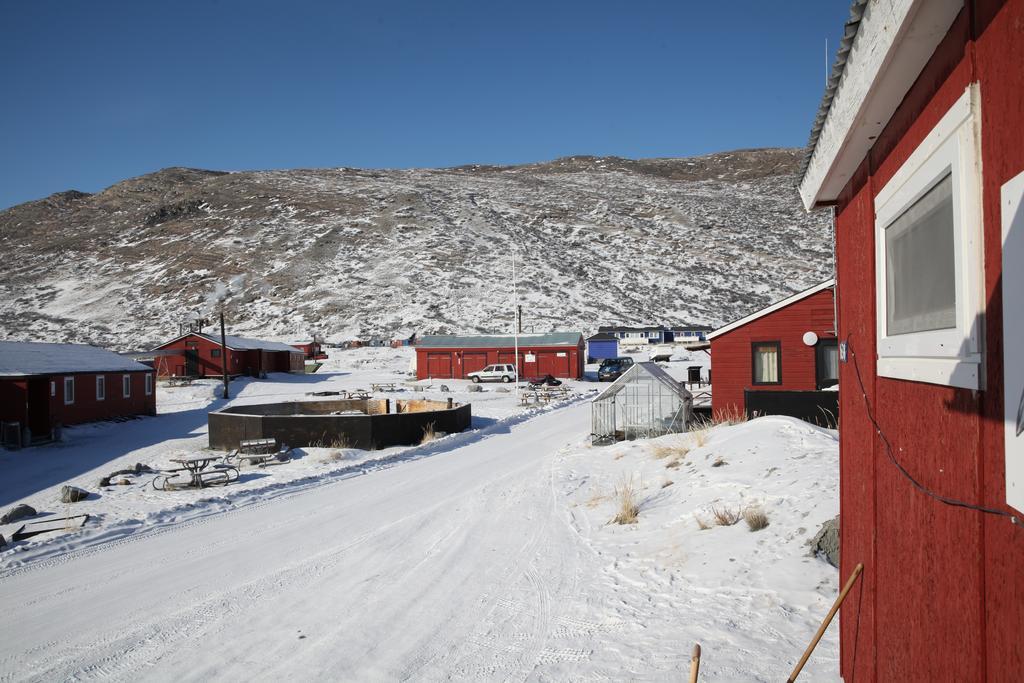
[{"x1": 846, "y1": 337, "x2": 1020, "y2": 526}]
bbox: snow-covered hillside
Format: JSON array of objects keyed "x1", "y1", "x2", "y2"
[{"x1": 0, "y1": 148, "x2": 831, "y2": 350}]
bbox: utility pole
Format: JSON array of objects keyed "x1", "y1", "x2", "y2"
[
  {"x1": 517, "y1": 305, "x2": 523, "y2": 334},
  {"x1": 219, "y1": 310, "x2": 230, "y2": 399},
  {"x1": 512, "y1": 246, "x2": 519, "y2": 393}
]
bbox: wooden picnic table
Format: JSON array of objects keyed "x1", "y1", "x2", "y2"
[
  {"x1": 167, "y1": 454, "x2": 230, "y2": 489},
  {"x1": 370, "y1": 382, "x2": 397, "y2": 392}
]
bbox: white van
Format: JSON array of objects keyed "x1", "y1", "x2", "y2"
[{"x1": 467, "y1": 364, "x2": 517, "y2": 383}]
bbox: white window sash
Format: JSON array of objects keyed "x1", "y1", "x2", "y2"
[
  {"x1": 96, "y1": 376, "x2": 105, "y2": 401},
  {"x1": 64, "y1": 377, "x2": 74, "y2": 405},
  {"x1": 873, "y1": 84, "x2": 984, "y2": 390},
  {"x1": 123, "y1": 374, "x2": 131, "y2": 398}
]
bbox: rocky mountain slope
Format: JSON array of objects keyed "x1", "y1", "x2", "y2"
[{"x1": 0, "y1": 148, "x2": 831, "y2": 350}]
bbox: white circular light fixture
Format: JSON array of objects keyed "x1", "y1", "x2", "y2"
[{"x1": 802, "y1": 331, "x2": 819, "y2": 346}]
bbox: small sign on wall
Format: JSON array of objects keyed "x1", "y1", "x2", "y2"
[
  {"x1": 525, "y1": 353, "x2": 536, "y2": 363},
  {"x1": 1003, "y1": 170, "x2": 1024, "y2": 514},
  {"x1": 556, "y1": 352, "x2": 566, "y2": 357}
]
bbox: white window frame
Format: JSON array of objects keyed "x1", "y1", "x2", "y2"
[
  {"x1": 873, "y1": 84, "x2": 984, "y2": 390},
  {"x1": 122, "y1": 374, "x2": 131, "y2": 398},
  {"x1": 63, "y1": 377, "x2": 74, "y2": 405},
  {"x1": 145, "y1": 373, "x2": 153, "y2": 396},
  {"x1": 96, "y1": 375, "x2": 106, "y2": 401},
  {"x1": 50, "y1": 380, "x2": 56, "y2": 397}
]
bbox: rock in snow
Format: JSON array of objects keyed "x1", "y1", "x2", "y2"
[
  {"x1": 0, "y1": 503, "x2": 36, "y2": 524},
  {"x1": 60, "y1": 486, "x2": 90, "y2": 503}
]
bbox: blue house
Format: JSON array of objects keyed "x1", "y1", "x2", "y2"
[{"x1": 586, "y1": 333, "x2": 619, "y2": 363}]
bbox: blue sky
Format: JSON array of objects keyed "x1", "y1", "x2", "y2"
[{"x1": 0, "y1": 1, "x2": 850, "y2": 209}]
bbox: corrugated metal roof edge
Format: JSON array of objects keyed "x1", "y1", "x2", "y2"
[{"x1": 799, "y1": 0, "x2": 869, "y2": 183}]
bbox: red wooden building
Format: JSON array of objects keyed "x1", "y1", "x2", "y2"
[
  {"x1": 415, "y1": 333, "x2": 584, "y2": 380},
  {"x1": 707, "y1": 281, "x2": 837, "y2": 417},
  {"x1": 151, "y1": 332, "x2": 304, "y2": 378},
  {"x1": 290, "y1": 340, "x2": 326, "y2": 361},
  {"x1": 799, "y1": 1, "x2": 1024, "y2": 679},
  {"x1": 0, "y1": 341, "x2": 156, "y2": 444}
]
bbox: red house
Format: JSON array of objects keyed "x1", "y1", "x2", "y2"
[
  {"x1": 152, "y1": 332, "x2": 304, "y2": 378},
  {"x1": 707, "y1": 281, "x2": 837, "y2": 419},
  {"x1": 0, "y1": 341, "x2": 156, "y2": 444},
  {"x1": 799, "y1": 1, "x2": 1024, "y2": 679},
  {"x1": 290, "y1": 340, "x2": 326, "y2": 361},
  {"x1": 415, "y1": 333, "x2": 584, "y2": 380}
]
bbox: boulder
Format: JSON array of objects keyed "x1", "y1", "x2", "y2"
[
  {"x1": 810, "y1": 515, "x2": 840, "y2": 567},
  {"x1": 0, "y1": 504, "x2": 37, "y2": 524},
  {"x1": 467, "y1": 384, "x2": 483, "y2": 393},
  {"x1": 60, "y1": 485, "x2": 90, "y2": 504}
]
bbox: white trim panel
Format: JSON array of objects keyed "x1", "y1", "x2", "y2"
[{"x1": 873, "y1": 84, "x2": 984, "y2": 390}]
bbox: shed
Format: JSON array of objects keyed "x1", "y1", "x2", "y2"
[
  {"x1": 586, "y1": 333, "x2": 619, "y2": 363},
  {"x1": 591, "y1": 362, "x2": 692, "y2": 443},
  {"x1": 798, "y1": 1, "x2": 1024, "y2": 679},
  {"x1": 707, "y1": 280, "x2": 836, "y2": 421},
  {"x1": 152, "y1": 332, "x2": 305, "y2": 378},
  {"x1": 0, "y1": 341, "x2": 156, "y2": 445},
  {"x1": 415, "y1": 332, "x2": 584, "y2": 380}
]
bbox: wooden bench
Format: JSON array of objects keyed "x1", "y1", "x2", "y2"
[
  {"x1": 370, "y1": 382, "x2": 397, "y2": 392},
  {"x1": 239, "y1": 438, "x2": 277, "y2": 455}
]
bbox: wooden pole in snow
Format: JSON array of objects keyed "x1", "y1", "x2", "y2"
[
  {"x1": 688, "y1": 643, "x2": 701, "y2": 683},
  {"x1": 787, "y1": 562, "x2": 864, "y2": 682}
]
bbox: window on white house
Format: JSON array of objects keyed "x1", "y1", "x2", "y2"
[
  {"x1": 145, "y1": 373, "x2": 153, "y2": 396},
  {"x1": 64, "y1": 377, "x2": 74, "y2": 405},
  {"x1": 752, "y1": 342, "x2": 781, "y2": 385},
  {"x1": 96, "y1": 376, "x2": 105, "y2": 401},
  {"x1": 874, "y1": 84, "x2": 984, "y2": 390},
  {"x1": 123, "y1": 374, "x2": 131, "y2": 398}
]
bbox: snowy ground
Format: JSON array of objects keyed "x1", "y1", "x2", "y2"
[{"x1": 0, "y1": 346, "x2": 838, "y2": 681}]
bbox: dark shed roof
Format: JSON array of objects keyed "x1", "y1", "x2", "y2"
[
  {"x1": 417, "y1": 332, "x2": 583, "y2": 349},
  {"x1": 0, "y1": 341, "x2": 153, "y2": 377}
]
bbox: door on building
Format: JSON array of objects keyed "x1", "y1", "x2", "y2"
[
  {"x1": 26, "y1": 378, "x2": 50, "y2": 438},
  {"x1": 426, "y1": 353, "x2": 453, "y2": 378},
  {"x1": 816, "y1": 339, "x2": 839, "y2": 389},
  {"x1": 185, "y1": 343, "x2": 200, "y2": 376},
  {"x1": 462, "y1": 353, "x2": 488, "y2": 377}
]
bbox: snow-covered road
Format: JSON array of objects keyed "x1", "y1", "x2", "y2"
[{"x1": 1, "y1": 403, "x2": 611, "y2": 681}]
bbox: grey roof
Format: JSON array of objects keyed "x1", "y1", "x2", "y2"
[
  {"x1": 0, "y1": 341, "x2": 154, "y2": 377},
  {"x1": 160, "y1": 332, "x2": 303, "y2": 353},
  {"x1": 800, "y1": 0, "x2": 869, "y2": 180},
  {"x1": 598, "y1": 325, "x2": 666, "y2": 333},
  {"x1": 593, "y1": 362, "x2": 692, "y2": 402},
  {"x1": 587, "y1": 333, "x2": 618, "y2": 341},
  {"x1": 417, "y1": 332, "x2": 583, "y2": 349}
]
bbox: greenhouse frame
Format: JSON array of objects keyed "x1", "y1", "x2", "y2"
[{"x1": 591, "y1": 362, "x2": 693, "y2": 444}]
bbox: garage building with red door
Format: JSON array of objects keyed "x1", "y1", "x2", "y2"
[
  {"x1": 0, "y1": 341, "x2": 156, "y2": 445},
  {"x1": 151, "y1": 332, "x2": 305, "y2": 378},
  {"x1": 415, "y1": 333, "x2": 584, "y2": 380}
]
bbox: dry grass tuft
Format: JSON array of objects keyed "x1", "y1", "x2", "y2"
[
  {"x1": 420, "y1": 422, "x2": 438, "y2": 444},
  {"x1": 694, "y1": 515, "x2": 712, "y2": 530},
  {"x1": 690, "y1": 421, "x2": 712, "y2": 448},
  {"x1": 611, "y1": 475, "x2": 641, "y2": 525},
  {"x1": 743, "y1": 506, "x2": 770, "y2": 531},
  {"x1": 661, "y1": 480, "x2": 674, "y2": 489},
  {"x1": 665, "y1": 459, "x2": 683, "y2": 470},
  {"x1": 713, "y1": 405, "x2": 749, "y2": 426},
  {"x1": 711, "y1": 504, "x2": 742, "y2": 527},
  {"x1": 653, "y1": 443, "x2": 690, "y2": 461},
  {"x1": 711, "y1": 456, "x2": 727, "y2": 467}
]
